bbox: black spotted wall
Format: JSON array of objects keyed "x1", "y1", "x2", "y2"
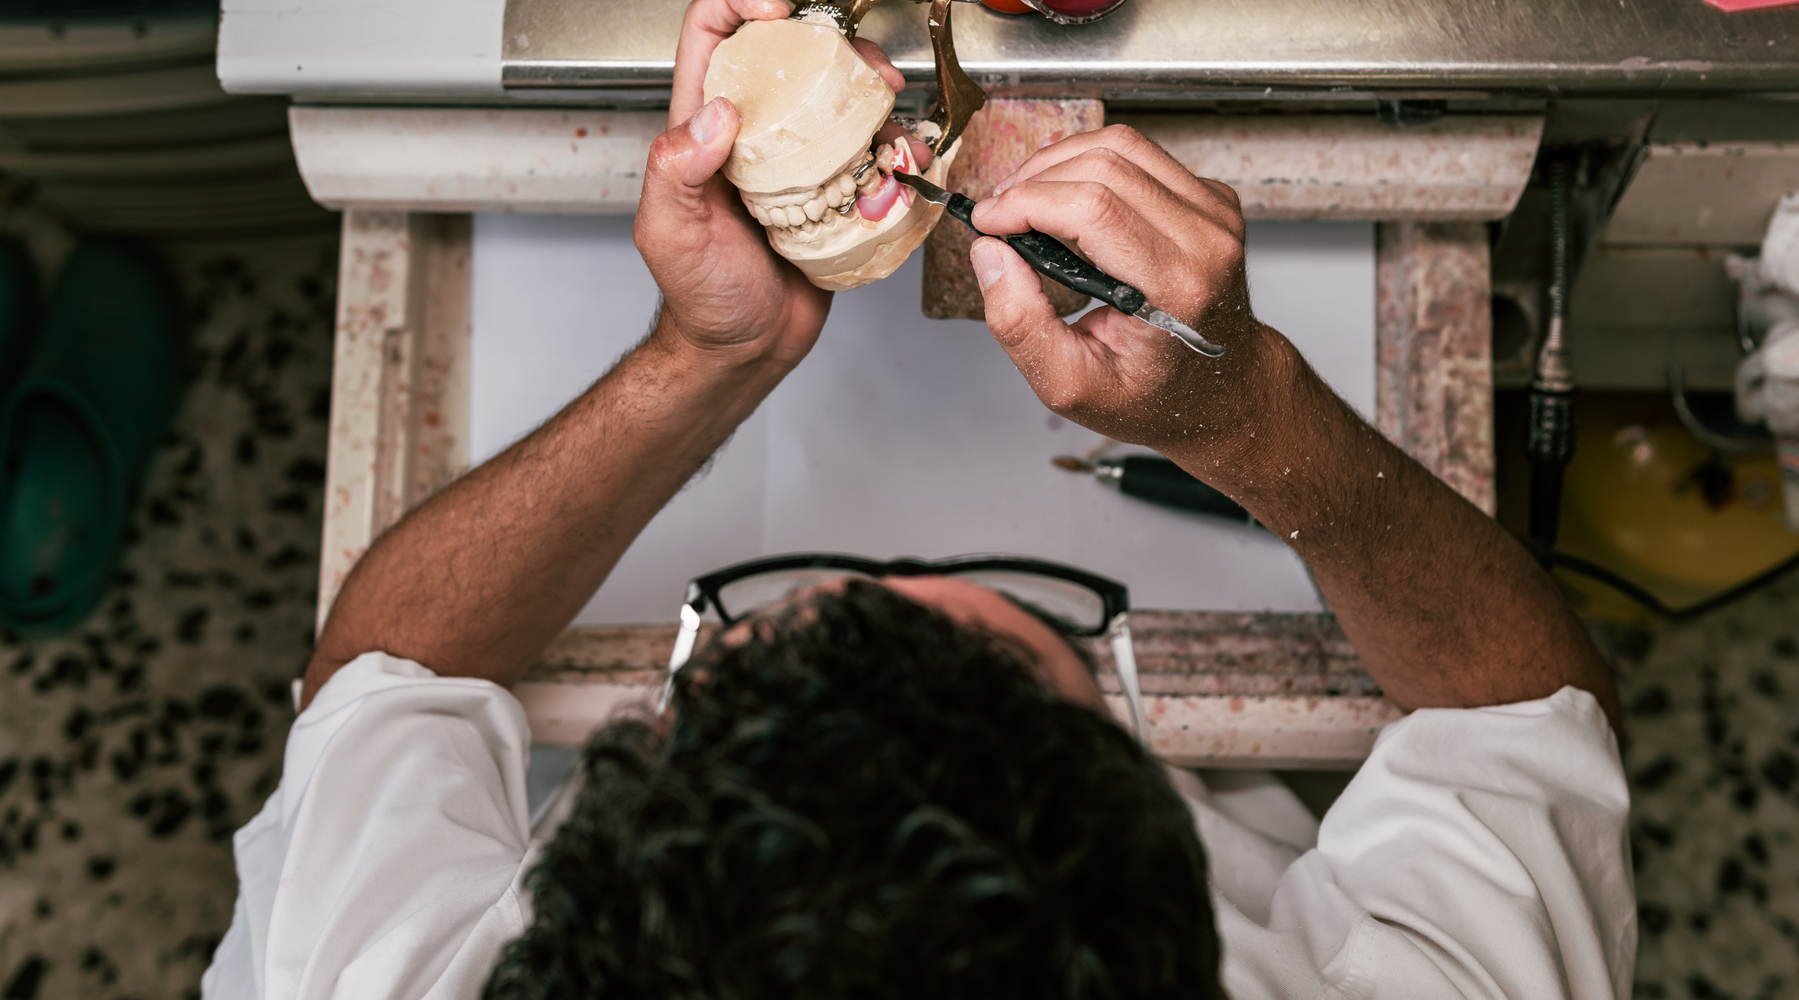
[{"x1": 0, "y1": 179, "x2": 334, "y2": 1000}]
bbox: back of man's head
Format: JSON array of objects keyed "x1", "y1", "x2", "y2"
[{"x1": 485, "y1": 580, "x2": 1222, "y2": 998}]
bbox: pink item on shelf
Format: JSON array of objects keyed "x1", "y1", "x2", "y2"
[{"x1": 1706, "y1": 0, "x2": 1799, "y2": 11}]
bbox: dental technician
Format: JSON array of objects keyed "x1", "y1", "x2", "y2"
[{"x1": 203, "y1": 1, "x2": 1635, "y2": 996}]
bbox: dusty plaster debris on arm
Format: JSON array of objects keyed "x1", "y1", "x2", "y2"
[{"x1": 1178, "y1": 329, "x2": 1621, "y2": 733}]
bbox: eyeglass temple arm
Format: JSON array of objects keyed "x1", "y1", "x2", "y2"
[
  {"x1": 1108, "y1": 613, "x2": 1150, "y2": 745},
  {"x1": 659, "y1": 602, "x2": 705, "y2": 713}
]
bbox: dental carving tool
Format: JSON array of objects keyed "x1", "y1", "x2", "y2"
[{"x1": 892, "y1": 171, "x2": 1227, "y2": 357}]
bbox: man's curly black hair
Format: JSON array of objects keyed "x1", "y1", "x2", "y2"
[{"x1": 484, "y1": 579, "x2": 1221, "y2": 998}]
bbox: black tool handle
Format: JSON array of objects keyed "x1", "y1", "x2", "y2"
[
  {"x1": 943, "y1": 192, "x2": 1148, "y2": 316},
  {"x1": 1117, "y1": 457, "x2": 1252, "y2": 523}
]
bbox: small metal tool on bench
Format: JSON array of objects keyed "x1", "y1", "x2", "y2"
[
  {"x1": 1054, "y1": 455, "x2": 1253, "y2": 523},
  {"x1": 893, "y1": 171, "x2": 1227, "y2": 357}
]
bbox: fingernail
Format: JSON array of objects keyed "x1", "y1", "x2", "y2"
[
  {"x1": 971, "y1": 241, "x2": 1005, "y2": 291},
  {"x1": 992, "y1": 172, "x2": 1017, "y2": 196},
  {"x1": 690, "y1": 98, "x2": 725, "y2": 145}
]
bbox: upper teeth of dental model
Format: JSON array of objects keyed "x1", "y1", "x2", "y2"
[{"x1": 702, "y1": 17, "x2": 962, "y2": 292}]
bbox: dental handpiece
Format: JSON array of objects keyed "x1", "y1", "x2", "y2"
[{"x1": 1055, "y1": 455, "x2": 1253, "y2": 523}]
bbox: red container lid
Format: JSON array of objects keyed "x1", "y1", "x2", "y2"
[{"x1": 1038, "y1": 0, "x2": 1126, "y2": 14}]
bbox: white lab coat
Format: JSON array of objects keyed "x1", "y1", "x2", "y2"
[{"x1": 203, "y1": 653, "x2": 1635, "y2": 999}]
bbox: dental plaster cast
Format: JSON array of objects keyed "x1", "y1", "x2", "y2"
[{"x1": 703, "y1": 17, "x2": 962, "y2": 291}]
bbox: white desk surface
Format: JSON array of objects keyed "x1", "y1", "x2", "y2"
[{"x1": 471, "y1": 215, "x2": 1374, "y2": 625}]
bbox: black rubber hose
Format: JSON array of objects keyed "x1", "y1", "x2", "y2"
[
  {"x1": 1528, "y1": 542, "x2": 1799, "y2": 621},
  {"x1": 1526, "y1": 452, "x2": 1569, "y2": 546}
]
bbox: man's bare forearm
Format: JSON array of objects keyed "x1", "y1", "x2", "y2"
[
  {"x1": 1174, "y1": 327, "x2": 1621, "y2": 731},
  {"x1": 300, "y1": 312, "x2": 790, "y2": 708},
  {"x1": 959, "y1": 124, "x2": 1615, "y2": 730}
]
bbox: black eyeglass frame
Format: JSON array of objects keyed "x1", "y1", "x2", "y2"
[
  {"x1": 661, "y1": 552, "x2": 1148, "y2": 743},
  {"x1": 683, "y1": 552, "x2": 1129, "y2": 636}
]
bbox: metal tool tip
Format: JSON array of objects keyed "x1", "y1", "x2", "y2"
[{"x1": 1051, "y1": 456, "x2": 1093, "y2": 473}]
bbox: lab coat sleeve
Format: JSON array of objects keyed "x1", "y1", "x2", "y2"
[
  {"x1": 201, "y1": 652, "x2": 537, "y2": 1000},
  {"x1": 1275, "y1": 685, "x2": 1636, "y2": 1000}
]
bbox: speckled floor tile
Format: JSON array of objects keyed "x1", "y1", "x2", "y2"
[
  {"x1": 1597, "y1": 571, "x2": 1799, "y2": 1000},
  {"x1": 0, "y1": 178, "x2": 334, "y2": 1000}
]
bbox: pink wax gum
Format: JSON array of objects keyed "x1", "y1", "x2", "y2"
[{"x1": 857, "y1": 174, "x2": 910, "y2": 221}]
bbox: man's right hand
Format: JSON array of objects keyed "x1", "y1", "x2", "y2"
[
  {"x1": 973, "y1": 125, "x2": 1622, "y2": 731},
  {"x1": 636, "y1": 0, "x2": 831, "y2": 373},
  {"x1": 968, "y1": 126, "x2": 1290, "y2": 476}
]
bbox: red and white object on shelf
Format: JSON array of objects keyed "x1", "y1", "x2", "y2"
[
  {"x1": 981, "y1": 0, "x2": 1130, "y2": 24},
  {"x1": 1705, "y1": 0, "x2": 1799, "y2": 11}
]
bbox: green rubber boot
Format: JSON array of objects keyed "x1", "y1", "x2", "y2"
[
  {"x1": 0, "y1": 241, "x2": 188, "y2": 636},
  {"x1": 0, "y1": 238, "x2": 37, "y2": 400}
]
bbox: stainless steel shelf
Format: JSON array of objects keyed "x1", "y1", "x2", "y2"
[{"x1": 503, "y1": 0, "x2": 1799, "y2": 95}]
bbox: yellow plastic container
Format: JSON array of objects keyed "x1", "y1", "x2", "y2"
[{"x1": 1552, "y1": 394, "x2": 1799, "y2": 622}]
